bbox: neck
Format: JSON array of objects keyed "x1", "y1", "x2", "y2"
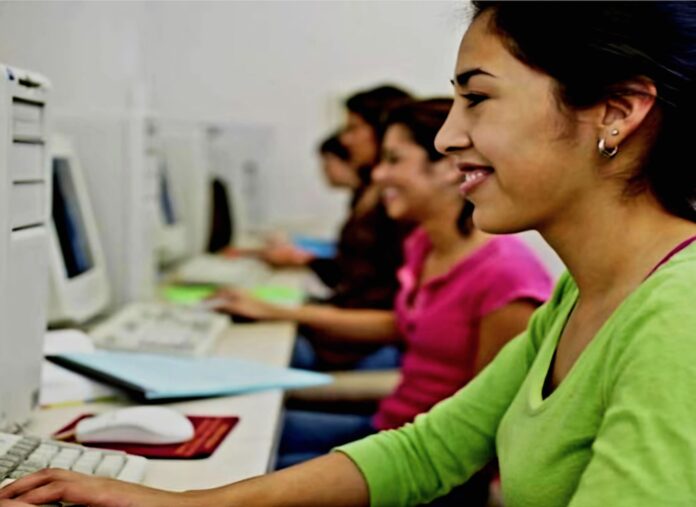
[
  {"x1": 541, "y1": 192, "x2": 696, "y2": 301},
  {"x1": 421, "y1": 201, "x2": 485, "y2": 256}
]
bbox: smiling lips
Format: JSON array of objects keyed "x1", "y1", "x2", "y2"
[
  {"x1": 458, "y1": 166, "x2": 493, "y2": 195},
  {"x1": 382, "y1": 187, "x2": 399, "y2": 202}
]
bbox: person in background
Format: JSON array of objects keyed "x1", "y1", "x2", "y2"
[
  {"x1": 318, "y1": 133, "x2": 361, "y2": 191},
  {"x1": 264, "y1": 85, "x2": 415, "y2": 371},
  {"x1": 260, "y1": 132, "x2": 360, "y2": 267},
  {"x1": 6, "y1": 2, "x2": 696, "y2": 506},
  {"x1": 209, "y1": 99, "x2": 552, "y2": 507}
]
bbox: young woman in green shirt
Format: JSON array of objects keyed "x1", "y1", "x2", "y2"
[{"x1": 3, "y1": 2, "x2": 696, "y2": 506}]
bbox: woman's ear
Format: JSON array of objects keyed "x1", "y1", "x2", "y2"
[{"x1": 598, "y1": 77, "x2": 657, "y2": 147}]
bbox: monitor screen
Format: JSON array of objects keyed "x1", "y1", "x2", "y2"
[
  {"x1": 52, "y1": 157, "x2": 95, "y2": 278},
  {"x1": 207, "y1": 177, "x2": 234, "y2": 252},
  {"x1": 158, "y1": 160, "x2": 177, "y2": 226}
]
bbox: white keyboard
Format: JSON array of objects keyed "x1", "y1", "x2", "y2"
[
  {"x1": 0, "y1": 431, "x2": 147, "y2": 488},
  {"x1": 90, "y1": 302, "x2": 229, "y2": 357},
  {"x1": 173, "y1": 254, "x2": 271, "y2": 288}
]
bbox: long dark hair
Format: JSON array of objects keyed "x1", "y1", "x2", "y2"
[
  {"x1": 318, "y1": 132, "x2": 350, "y2": 161},
  {"x1": 472, "y1": 1, "x2": 696, "y2": 221},
  {"x1": 383, "y1": 98, "x2": 475, "y2": 236},
  {"x1": 345, "y1": 85, "x2": 412, "y2": 145}
]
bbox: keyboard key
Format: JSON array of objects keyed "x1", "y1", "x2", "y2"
[
  {"x1": 0, "y1": 432, "x2": 146, "y2": 484},
  {"x1": 90, "y1": 302, "x2": 228, "y2": 357},
  {"x1": 94, "y1": 454, "x2": 125, "y2": 478}
]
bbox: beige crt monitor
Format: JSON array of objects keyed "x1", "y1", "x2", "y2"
[
  {"x1": 47, "y1": 134, "x2": 111, "y2": 325},
  {"x1": 53, "y1": 111, "x2": 158, "y2": 309},
  {"x1": 155, "y1": 118, "x2": 211, "y2": 259},
  {"x1": 206, "y1": 122, "x2": 274, "y2": 247},
  {"x1": 0, "y1": 64, "x2": 51, "y2": 431}
]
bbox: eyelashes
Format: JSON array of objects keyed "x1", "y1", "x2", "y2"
[{"x1": 462, "y1": 93, "x2": 487, "y2": 108}]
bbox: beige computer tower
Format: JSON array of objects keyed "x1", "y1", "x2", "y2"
[{"x1": 0, "y1": 65, "x2": 51, "y2": 431}]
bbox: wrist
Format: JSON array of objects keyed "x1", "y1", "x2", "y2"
[
  {"x1": 295, "y1": 251, "x2": 314, "y2": 265},
  {"x1": 180, "y1": 489, "x2": 223, "y2": 507},
  {"x1": 269, "y1": 304, "x2": 298, "y2": 321}
]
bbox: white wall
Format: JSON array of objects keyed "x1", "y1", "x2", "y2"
[
  {"x1": 0, "y1": 0, "x2": 468, "y2": 236},
  {"x1": 0, "y1": 1, "x2": 146, "y2": 113},
  {"x1": 140, "y1": 1, "x2": 466, "y2": 235}
]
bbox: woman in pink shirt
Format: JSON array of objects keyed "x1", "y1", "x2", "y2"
[{"x1": 210, "y1": 99, "x2": 552, "y2": 481}]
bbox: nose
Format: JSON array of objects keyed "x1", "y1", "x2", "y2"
[{"x1": 435, "y1": 104, "x2": 472, "y2": 156}]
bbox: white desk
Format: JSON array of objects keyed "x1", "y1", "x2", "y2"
[{"x1": 28, "y1": 270, "x2": 305, "y2": 491}]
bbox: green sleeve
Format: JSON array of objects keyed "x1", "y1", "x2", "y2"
[
  {"x1": 567, "y1": 282, "x2": 696, "y2": 506},
  {"x1": 336, "y1": 284, "x2": 564, "y2": 507}
]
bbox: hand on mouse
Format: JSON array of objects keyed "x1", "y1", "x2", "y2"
[
  {"x1": 0, "y1": 469, "x2": 204, "y2": 507},
  {"x1": 208, "y1": 289, "x2": 290, "y2": 322}
]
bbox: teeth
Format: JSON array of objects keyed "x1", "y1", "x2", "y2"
[{"x1": 465, "y1": 170, "x2": 489, "y2": 184}]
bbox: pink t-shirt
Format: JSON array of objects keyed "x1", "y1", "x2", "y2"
[{"x1": 373, "y1": 229, "x2": 554, "y2": 430}]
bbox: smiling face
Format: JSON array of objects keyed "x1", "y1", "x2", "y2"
[
  {"x1": 373, "y1": 123, "x2": 459, "y2": 224},
  {"x1": 435, "y1": 11, "x2": 600, "y2": 235}
]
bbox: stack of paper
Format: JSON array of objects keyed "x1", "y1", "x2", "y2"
[{"x1": 41, "y1": 330, "x2": 121, "y2": 407}]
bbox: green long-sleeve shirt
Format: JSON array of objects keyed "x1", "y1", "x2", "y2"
[{"x1": 338, "y1": 244, "x2": 696, "y2": 506}]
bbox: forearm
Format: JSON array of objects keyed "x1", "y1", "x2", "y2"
[
  {"x1": 190, "y1": 453, "x2": 369, "y2": 507},
  {"x1": 277, "y1": 305, "x2": 399, "y2": 344}
]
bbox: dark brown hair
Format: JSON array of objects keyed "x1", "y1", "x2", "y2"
[
  {"x1": 345, "y1": 85, "x2": 413, "y2": 142},
  {"x1": 318, "y1": 132, "x2": 349, "y2": 161},
  {"x1": 473, "y1": 1, "x2": 696, "y2": 221}
]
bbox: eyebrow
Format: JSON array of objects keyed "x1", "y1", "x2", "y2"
[{"x1": 452, "y1": 68, "x2": 495, "y2": 87}]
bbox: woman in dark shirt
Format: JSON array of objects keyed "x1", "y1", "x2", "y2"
[{"x1": 264, "y1": 85, "x2": 414, "y2": 370}]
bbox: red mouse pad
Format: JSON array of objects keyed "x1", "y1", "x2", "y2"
[{"x1": 54, "y1": 414, "x2": 239, "y2": 460}]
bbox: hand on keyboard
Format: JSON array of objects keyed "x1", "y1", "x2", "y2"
[
  {"x1": 0, "y1": 432, "x2": 147, "y2": 506},
  {"x1": 0, "y1": 469, "x2": 184, "y2": 507},
  {"x1": 208, "y1": 289, "x2": 289, "y2": 322},
  {"x1": 259, "y1": 242, "x2": 314, "y2": 268}
]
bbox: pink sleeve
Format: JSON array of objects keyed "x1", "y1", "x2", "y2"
[{"x1": 478, "y1": 255, "x2": 555, "y2": 316}]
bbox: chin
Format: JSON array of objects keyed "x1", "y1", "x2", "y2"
[
  {"x1": 385, "y1": 207, "x2": 403, "y2": 221},
  {"x1": 472, "y1": 208, "x2": 531, "y2": 235}
]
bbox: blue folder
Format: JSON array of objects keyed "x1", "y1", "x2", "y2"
[
  {"x1": 291, "y1": 235, "x2": 337, "y2": 258},
  {"x1": 47, "y1": 352, "x2": 332, "y2": 402}
]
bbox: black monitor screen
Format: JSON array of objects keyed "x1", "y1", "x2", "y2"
[
  {"x1": 207, "y1": 177, "x2": 234, "y2": 252},
  {"x1": 159, "y1": 160, "x2": 177, "y2": 226},
  {"x1": 52, "y1": 157, "x2": 94, "y2": 278}
]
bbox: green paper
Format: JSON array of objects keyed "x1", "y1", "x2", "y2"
[
  {"x1": 250, "y1": 285, "x2": 304, "y2": 306},
  {"x1": 161, "y1": 284, "x2": 217, "y2": 304}
]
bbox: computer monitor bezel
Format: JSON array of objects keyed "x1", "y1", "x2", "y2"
[
  {"x1": 153, "y1": 149, "x2": 188, "y2": 265},
  {"x1": 47, "y1": 133, "x2": 111, "y2": 325},
  {"x1": 157, "y1": 121, "x2": 212, "y2": 259}
]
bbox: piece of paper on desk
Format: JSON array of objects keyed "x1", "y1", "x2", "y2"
[
  {"x1": 40, "y1": 329, "x2": 121, "y2": 407},
  {"x1": 160, "y1": 284, "x2": 217, "y2": 305},
  {"x1": 47, "y1": 351, "x2": 332, "y2": 401},
  {"x1": 250, "y1": 285, "x2": 304, "y2": 307}
]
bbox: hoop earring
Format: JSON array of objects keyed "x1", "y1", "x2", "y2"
[{"x1": 598, "y1": 138, "x2": 618, "y2": 158}]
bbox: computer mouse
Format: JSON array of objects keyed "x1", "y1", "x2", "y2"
[{"x1": 75, "y1": 406, "x2": 195, "y2": 445}]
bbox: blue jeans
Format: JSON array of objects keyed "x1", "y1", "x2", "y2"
[
  {"x1": 291, "y1": 335, "x2": 402, "y2": 371},
  {"x1": 276, "y1": 410, "x2": 376, "y2": 469}
]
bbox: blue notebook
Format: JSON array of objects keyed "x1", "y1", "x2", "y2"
[{"x1": 47, "y1": 352, "x2": 331, "y2": 402}]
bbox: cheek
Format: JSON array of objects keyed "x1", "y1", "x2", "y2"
[{"x1": 474, "y1": 107, "x2": 570, "y2": 193}]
